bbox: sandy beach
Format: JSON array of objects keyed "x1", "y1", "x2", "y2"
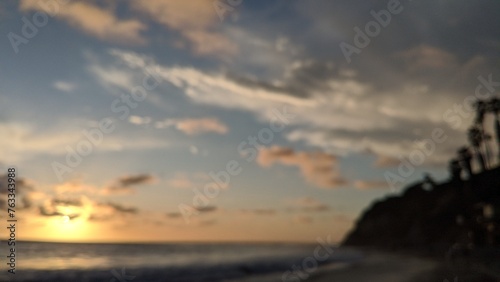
[
  {"x1": 230, "y1": 250, "x2": 499, "y2": 282},
  {"x1": 308, "y1": 252, "x2": 438, "y2": 282},
  {"x1": 227, "y1": 252, "x2": 438, "y2": 282}
]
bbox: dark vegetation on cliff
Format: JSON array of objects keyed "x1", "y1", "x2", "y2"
[
  {"x1": 342, "y1": 98, "x2": 500, "y2": 259},
  {"x1": 342, "y1": 167, "x2": 500, "y2": 254}
]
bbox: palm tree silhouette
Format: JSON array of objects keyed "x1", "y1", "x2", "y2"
[
  {"x1": 449, "y1": 158, "x2": 462, "y2": 181},
  {"x1": 457, "y1": 146, "x2": 473, "y2": 177},
  {"x1": 473, "y1": 100, "x2": 491, "y2": 168},
  {"x1": 468, "y1": 126, "x2": 487, "y2": 172},
  {"x1": 488, "y1": 97, "x2": 500, "y2": 163}
]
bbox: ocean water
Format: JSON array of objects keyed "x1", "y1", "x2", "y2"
[{"x1": 0, "y1": 241, "x2": 362, "y2": 282}]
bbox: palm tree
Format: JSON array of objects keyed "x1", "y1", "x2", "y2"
[
  {"x1": 474, "y1": 100, "x2": 491, "y2": 168},
  {"x1": 458, "y1": 146, "x2": 473, "y2": 177},
  {"x1": 449, "y1": 158, "x2": 462, "y2": 181},
  {"x1": 468, "y1": 126, "x2": 487, "y2": 172},
  {"x1": 487, "y1": 97, "x2": 500, "y2": 163}
]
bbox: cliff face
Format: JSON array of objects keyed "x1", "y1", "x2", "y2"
[{"x1": 342, "y1": 168, "x2": 500, "y2": 256}]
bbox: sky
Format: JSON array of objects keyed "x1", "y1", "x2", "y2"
[{"x1": 0, "y1": 0, "x2": 499, "y2": 243}]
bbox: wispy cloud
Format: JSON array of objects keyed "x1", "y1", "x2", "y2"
[
  {"x1": 154, "y1": 117, "x2": 229, "y2": 135},
  {"x1": 286, "y1": 197, "x2": 330, "y2": 212},
  {"x1": 240, "y1": 208, "x2": 277, "y2": 216},
  {"x1": 353, "y1": 180, "x2": 388, "y2": 190},
  {"x1": 53, "y1": 81, "x2": 77, "y2": 93},
  {"x1": 89, "y1": 201, "x2": 139, "y2": 221},
  {"x1": 102, "y1": 174, "x2": 156, "y2": 195},
  {"x1": 20, "y1": 0, "x2": 147, "y2": 44},
  {"x1": 396, "y1": 44, "x2": 458, "y2": 71},
  {"x1": 131, "y1": 0, "x2": 237, "y2": 56},
  {"x1": 128, "y1": 115, "x2": 152, "y2": 125}
]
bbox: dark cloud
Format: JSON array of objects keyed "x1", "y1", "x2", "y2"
[
  {"x1": 39, "y1": 206, "x2": 63, "y2": 217},
  {"x1": 226, "y1": 60, "x2": 339, "y2": 99},
  {"x1": 232, "y1": 0, "x2": 500, "y2": 105},
  {"x1": 195, "y1": 206, "x2": 217, "y2": 213},
  {"x1": 39, "y1": 206, "x2": 79, "y2": 219},
  {"x1": 52, "y1": 198, "x2": 82, "y2": 207},
  {"x1": 116, "y1": 174, "x2": 155, "y2": 187},
  {"x1": 103, "y1": 174, "x2": 156, "y2": 194},
  {"x1": 100, "y1": 202, "x2": 138, "y2": 214},
  {"x1": 240, "y1": 208, "x2": 277, "y2": 215},
  {"x1": 288, "y1": 114, "x2": 468, "y2": 167},
  {"x1": 166, "y1": 212, "x2": 182, "y2": 218},
  {"x1": 89, "y1": 201, "x2": 139, "y2": 221},
  {"x1": 0, "y1": 174, "x2": 33, "y2": 194},
  {"x1": 0, "y1": 174, "x2": 34, "y2": 210},
  {"x1": 165, "y1": 206, "x2": 217, "y2": 219}
]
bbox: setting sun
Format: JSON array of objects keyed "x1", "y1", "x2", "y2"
[{"x1": 62, "y1": 215, "x2": 70, "y2": 224}]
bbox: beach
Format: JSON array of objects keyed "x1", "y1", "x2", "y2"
[
  {"x1": 3, "y1": 241, "x2": 498, "y2": 281},
  {"x1": 230, "y1": 252, "x2": 439, "y2": 282}
]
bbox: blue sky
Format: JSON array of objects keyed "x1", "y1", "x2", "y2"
[{"x1": 0, "y1": 0, "x2": 499, "y2": 243}]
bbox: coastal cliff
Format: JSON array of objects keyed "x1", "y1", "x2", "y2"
[{"x1": 342, "y1": 168, "x2": 500, "y2": 256}]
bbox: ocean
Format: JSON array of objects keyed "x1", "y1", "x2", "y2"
[{"x1": 0, "y1": 241, "x2": 363, "y2": 282}]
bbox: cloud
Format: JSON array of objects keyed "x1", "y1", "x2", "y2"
[
  {"x1": 195, "y1": 206, "x2": 217, "y2": 213},
  {"x1": 396, "y1": 44, "x2": 458, "y2": 71},
  {"x1": 38, "y1": 198, "x2": 82, "y2": 219},
  {"x1": 20, "y1": 0, "x2": 147, "y2": 44},
  {"x1": 286, "y1": 197, "x2": 330, "y2": 212},
  {"x1": 174, "y1": 118, "x2": 229, "y2": 135},
  {"x1": 0, "y1": 174, "x2": 33, "y2": 210},
  {"x1": 97, "y1": 50, "x2": 479, "y2": 168},
  {"x1": 89, "y1": 201, "x2": 138, "y2": 221},
  {"x1": 166, "y1": 212, "x2": 182, "y2": 219},
  {"x1": 257, "y1": 146, "x2": 347, "y2": 189},
  {"x1": 128, "y1": 115, "x2": 152, "y2": 125},
  {"x1": 102, "y1": 202, "x2": 138, "y2": 214},
  {"x1": 240, "y1": 208, "x2": 277, "y2": 216},
  {"x1": 106, "y1": 50, "x2": 312, "y2": 111},
  {"x1": 131, "y1": 0, "x2": 236, "y2": 56},
  {"x1": 39, "y1": 206, "x2": 65, "y2": 217},
  {"x1": 102, "y1": 174, "x2": 156, "y2": 195},
  {"x1": 0, "y1": 121, "x2": 170, "y2": 162},
  {"x1": 52, "y1": 198, "x2": 83, "y2": 207},
  {"x1": 53, "y1": 180, "x2": 98, "y2": 194},
  {"x1": 353, "y1": 180, "x2": 388, "y2": 190},
  {"x1": 0, "y1": 174, "x2": 33, "y2": 194},
  {"x1": 126, "y1": 115, "x2": 230, "y2": 136},
  {"x1": 166, "y1": 205, "x2": 218, "y2": 220},
  {"x1": 53, "y1": 81, "x2": 77, "y2": 93},
  {"x1": 154, "y1": 117, "x2": 229, "y2": 135},
  {"x1": 374, "y1": 155, "x2": 401, "y2": 168}
]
